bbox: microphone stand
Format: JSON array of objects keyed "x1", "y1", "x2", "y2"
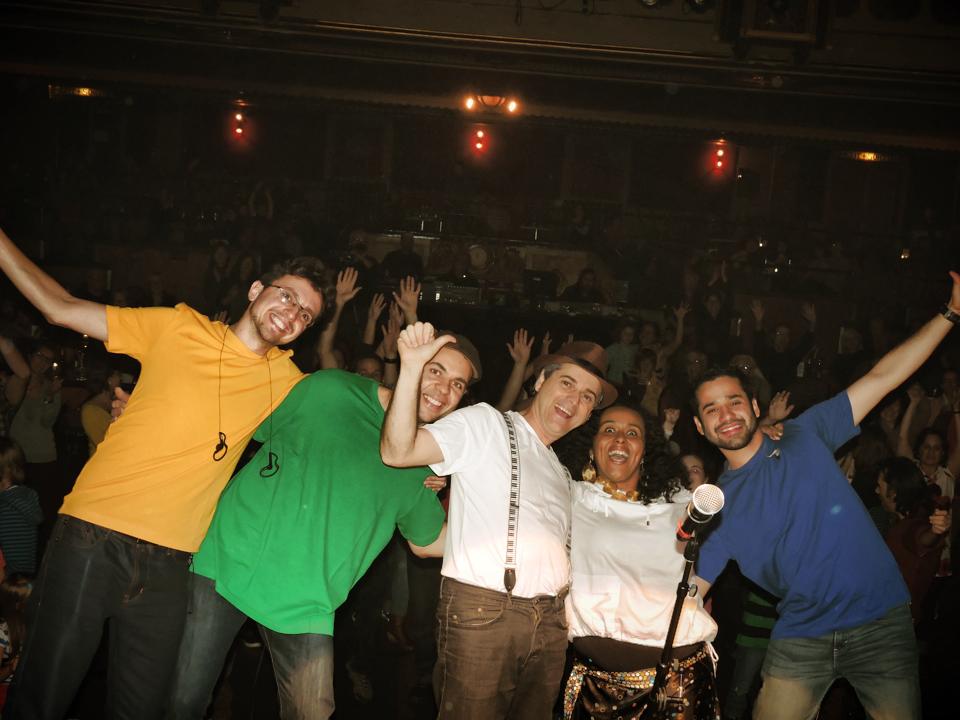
[{"x1": 648, "y1": 535, "x2": 700, "y2": 715}]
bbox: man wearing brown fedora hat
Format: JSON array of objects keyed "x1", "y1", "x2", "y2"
[{"x1": 381, "y1": 322, "x2": 616, "y2": 720}]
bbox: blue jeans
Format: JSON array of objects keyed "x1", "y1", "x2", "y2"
[
  {"x1": 434, "y1": 577, "x2": 568, "y2": 720},
  {"x1": 753, "y1": 604, "x2": 919, "y2": 720},
  {"x1": 6, "y1": 515, "x2": 192, "y2": 720},
  {"x1": 166, "y1": 573, "x2": 334, "y2": 720}
]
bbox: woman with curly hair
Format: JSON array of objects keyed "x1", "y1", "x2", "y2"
[{"x1": 564, "y1": 402, "x2": 720, "y2": 720}]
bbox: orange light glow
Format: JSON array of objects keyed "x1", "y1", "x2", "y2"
[
  {"x1": 506, "y1": 99, "x2": 518, "y2": 113},
  {"x1": 475, "y1": 142, "x2": 483, "y2": 150},
  {"x1": 716, "y1": 160, "x2": 723, "y2": 168},
  {"x1": 235, "y1": 127, "x2": 243, "y2": 135},
  {"x1": 716, "y1": 148, "x2": 725, "y2": 157},
  {"x1": 476, "y1": 130, "x2": 485, "y2": 138},
  {"x1": 464, "y1": 96, "x2": 476, "y2": 110},
  {"x1": 235, "y1": 113, "x2": 243, "y2": 121}
]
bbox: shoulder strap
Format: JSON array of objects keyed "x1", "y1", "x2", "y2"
[{"x1": 502, "y1": 411, "x2": 521, "y2": 594}]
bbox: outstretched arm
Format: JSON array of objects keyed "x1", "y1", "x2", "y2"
[
  {"x1": 0, "y1": 335, "x2": 29, "y2": 407},
  {"x1": 661, "y1": 303, "x2": 689, "y2": 358},
  {"x1": 380, "y1": 322, "x2": 448, "y2": 468},
  {"x1": 848, "y1": 272, "x2": 960, "y2": 426},
  {"x1": 0, "y1": 227, "x2": 107, "y2": 340}
]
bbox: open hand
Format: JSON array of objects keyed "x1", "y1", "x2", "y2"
[
  {"x1": 393, "y1": 276, "x2": 421, "y2": 324},
  {"x1": 767, "y1": 391, "x2": 795, "y2": 423},
  {"x1": 335, "y1": 267, "x2": 361, "y2": 308},
  {"x1": 507, "y1": 328, "x2": 534, "y2": 367}
]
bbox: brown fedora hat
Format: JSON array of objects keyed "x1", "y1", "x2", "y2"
[{"x1": 530, "y1": 341, "x2": 618, "y2": 409}]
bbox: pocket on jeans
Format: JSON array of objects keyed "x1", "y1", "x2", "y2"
[{"x1": 449, "y1": 598, "x2": 505, "y2": 628}]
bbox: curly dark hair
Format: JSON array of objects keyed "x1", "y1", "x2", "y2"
[
  {"x1": 259, "y1": 256, "x2": 336, "y2": 326},
  {"x1": 587, "y1": 401, "x2": 686, "y2": 505}
]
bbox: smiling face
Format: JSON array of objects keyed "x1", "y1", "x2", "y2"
[
  {"x1": 417, "y1": 346, "x2": 473, "y2": 423},
  {"x1": 694, "y1": 375, "x2": 761, "y2": 455},
  {"x1": 594, "y1": 407, "x2": 646, "y2": 493},
  {"x1": 247, "y1": 275, "x2": 324, "y2": 348},
  {"x1": 526, "y1": 363, "x2": 602, "y2": 446}
]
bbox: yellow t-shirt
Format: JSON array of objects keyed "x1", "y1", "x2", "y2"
[{"x1": 60, "y1": 304, "x2": 304, "y2": 551}]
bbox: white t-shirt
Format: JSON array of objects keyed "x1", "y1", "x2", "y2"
[
  {"x1": 425, "y1": 403, "x2": 571, "y2": 598},
  {"x1": 566, "y1": 481, "x2": 717, "y2": 647}
]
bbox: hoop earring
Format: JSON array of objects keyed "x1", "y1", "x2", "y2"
[{"x1": 581, "y1": 449, "x2": 597, "y2": 483}]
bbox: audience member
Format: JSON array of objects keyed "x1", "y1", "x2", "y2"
[{"x1": 0, "y1": 439, "x2": 41, "y2": 576}]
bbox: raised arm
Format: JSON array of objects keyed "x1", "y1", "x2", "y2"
[
  {"x1": 660, "y1": 303, "x2": 690, "y2": 359},
  {"x1": 0, "y1": 335, "x2": 29, "y2": 407},
  {"x1": 393, "y1": 276, "x2": 421, "y2": 326},
  {"x1": 848, "y1": 272, "x2": 960, "y2": 426},
  {"x1": 380, "y1": 322, "x2": 448, "y2": 468},
  {"x1": 362, "y1": 293, "x2": 385, "y2": 347},
  {"x1": 896, "y1": 384, "x2": 924, "y2": 459},
  {"x1": 496, "y1": 328, "x2": 534, "y2": 412},
  {"x1": 316, "y1": 268, "x2": 360, "y2": 369},
  {"x1": 0, "y1": 227, "x2": 107, "y2": 340},
  {"x1": 379, "y1": 304, "x2": 402, "y2": 388}
]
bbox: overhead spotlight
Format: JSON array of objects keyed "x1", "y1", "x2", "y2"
[
  {"x1": 235, "y1": 112, "x2": 243, "y2": 121},
  {"x1": 461, "y1": 93, "x2": 522, "y2": 116}
]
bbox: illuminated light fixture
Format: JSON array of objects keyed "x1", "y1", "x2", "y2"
[
  {"x1": 475, "y1": 142, "x2": 483, "y2": 150},
  {"x1": 900, "y1": 248, "x2": 911, "y2": 260},
  {"x1": 716, "y1": 160, "x2": 724, "y2": 168},
  {"x1": 640, "y1": 0, "x2": 661, "y2": 6},
  {"x1": 48, "y1": 84, "x2": 105, "y2": 99},
  {"x1": 716, "y1": 148, "x2": 725, "y2": 157},
  {"x1": 462, "y1": 93, "x2": 521, "y2": 115},
  {"x1": 845, "y1": 150, "x2": 889, "y2": 162},
  {"x1": 235, "y1": 112, "x2": 243, "y2": 121},
  {"x1": 476, "y1": 130, "x2": 485, "y2": 138},
  {"x1": 235, "y1": 127, "x2": 243, "y2": 135}
]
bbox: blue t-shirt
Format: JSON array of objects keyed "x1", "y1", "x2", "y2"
[{"x1": 697, "y1": 392, "x2": 909, "y2": 639}]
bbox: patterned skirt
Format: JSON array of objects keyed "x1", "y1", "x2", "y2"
[{"x1": 563, "y1": 644, "x2": 721, "y2": 720}]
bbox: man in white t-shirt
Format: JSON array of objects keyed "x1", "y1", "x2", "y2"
[{"x1": 381, "y1": 322, "x2": 617, "y2": 719}]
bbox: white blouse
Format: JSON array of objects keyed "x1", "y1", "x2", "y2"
[{"x1": 566, "y1": 481, "x2": 718, "y2": 647}]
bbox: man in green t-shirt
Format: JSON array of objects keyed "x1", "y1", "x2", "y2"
[{"x1": 165, "y1": 332, "x2": 481, "y2": 720}]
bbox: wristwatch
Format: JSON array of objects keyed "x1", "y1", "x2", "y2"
[{"x1": 942, "y1": 305, "x2": 960, "y2": 325}]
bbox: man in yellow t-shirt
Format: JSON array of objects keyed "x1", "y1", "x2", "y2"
[{"x1": 0, "y1": 225, "x2": 331, "y2": 720}]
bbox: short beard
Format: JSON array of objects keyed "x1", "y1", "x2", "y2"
[{"x1": 708, "y1": 413, "x2": 759, "y2": 451}]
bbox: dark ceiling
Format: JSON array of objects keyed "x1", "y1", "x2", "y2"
[{"x1": 2, "y1": 1, "x2": 959, "y2": 150}]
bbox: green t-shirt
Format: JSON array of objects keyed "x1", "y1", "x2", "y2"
[{"x1": 191, "y1": 370, "x2": 444, "y2": 635}]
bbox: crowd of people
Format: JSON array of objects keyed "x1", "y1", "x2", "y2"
[{"x1": 0, "y1": 211, "x2": 957, "y2": 720}]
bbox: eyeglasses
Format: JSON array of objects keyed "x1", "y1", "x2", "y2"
[{"x1": 267, "y1": 285, "x2": 315, "y2": 326}]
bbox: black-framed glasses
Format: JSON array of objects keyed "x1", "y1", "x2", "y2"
[{"x1": 267, "y1": 285, "x2": 315, "y2": 327}]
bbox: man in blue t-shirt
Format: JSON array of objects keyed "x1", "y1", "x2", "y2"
[{"x1": 690, "y1": 272, "x2": 960, "y2": 720}]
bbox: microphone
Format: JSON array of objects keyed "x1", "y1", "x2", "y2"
[{"x1": 676, "y1": 484, "x2": 725, "y2": 541}]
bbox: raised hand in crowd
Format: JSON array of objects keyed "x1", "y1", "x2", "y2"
[
  {"x1": 497, "y1": 328, "x2": 535, "y2": 412},
  {"x1": 0, "y1": 335, "x2": 29, "y2": 408},
  {"x1": 316, "y1": 268, "x2": 361, "y2": 370},
  {"x1": 764, "y1": 390, "x2": 795, "y2": 425},
  {"x1": 335, "y1": 267, "x2": 362, "y2": 309},
  {"x1": 393, "y1": 275, "x2": 420, "y2": 325},
  {"x1": 379, "y1": 303, "x2": 404, "y2": 387},
  {"x1": 362, "y1": 293, "x2": 386, "y2": 347},
  {"x1": 540, "y1": 330, "x2": 552, "y2": 357}
]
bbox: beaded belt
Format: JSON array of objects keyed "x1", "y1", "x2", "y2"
[{"x1": 563, "y1": 644, "x2": 709, "y2": 720}]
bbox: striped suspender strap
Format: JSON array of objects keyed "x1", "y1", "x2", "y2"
[{"x1": 502, "y1": 411, "x2": 521, "y2": 595}]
